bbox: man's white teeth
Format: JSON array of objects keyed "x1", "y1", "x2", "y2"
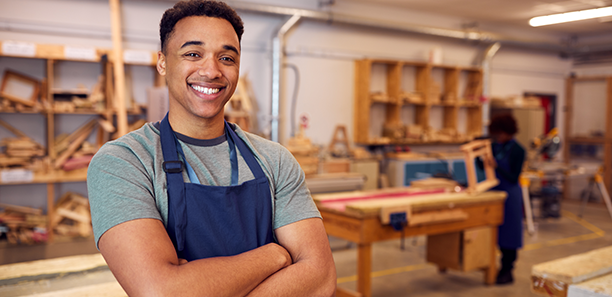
[{"x1": 191, "y1": 84, "x2": 220, "y2": 95}]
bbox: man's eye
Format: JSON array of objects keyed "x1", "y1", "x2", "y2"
[
  {"x1": 221, "y1": 57, "x2": 235, "y2": 62},
  {"x1": 185, "y1": 53, "x2": 199, "y2": 57}
]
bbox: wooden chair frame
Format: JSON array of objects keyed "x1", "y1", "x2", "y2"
[
  {"x1": 0, "y1": 70, "x2": 40, "y2": 107},
  {"x1": 460, "y1": 140, "x2": 499, "y2": 194}
]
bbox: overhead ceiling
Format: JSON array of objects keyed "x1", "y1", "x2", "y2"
[{"x1": 347, "y1": 0, "x2": 612, "y2": 37}]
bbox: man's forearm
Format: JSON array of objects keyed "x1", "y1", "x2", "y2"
[
  {"x1": 99, "y1": 219, "x2": 291, "y2": 297},
  {"x1": 245, "y1": 257, "x2": 336, "y2": 297},
  {"x1": 164, "y1": 243, "x2": 292, "y2": 297}
]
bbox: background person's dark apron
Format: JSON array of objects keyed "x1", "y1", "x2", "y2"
[
  {"x1": 160, "y1": 115, "x2": 274, "y2": 261},
  {"x1": 492, "y1": 139, "x2": 524, "y2": 249}
]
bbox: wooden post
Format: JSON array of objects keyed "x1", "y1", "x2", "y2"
[
  {"x1": 563, "y1": 78, "x2": 573, "y2": 200},
  {"x1": 605, "y1": 77, "x2": 612, "y2": 192},
  {"x1": 47, "y1": 183, "x2": 55, "y2": 242},
  {"x1": 484, "y1": 226, "x2": 498, "y2": 285},
  {"x1": 357, "y1": 243, "x2": 372, "y2": 297},
  {"x1": 354, "y1": 60, "x2": 371, "y2": 144},
  {"x1": 109, "y1": 0, "x2": 128, "y2": 137}
]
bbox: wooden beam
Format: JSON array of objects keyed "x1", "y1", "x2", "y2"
[{"x1": 109, "y1": 0, "x2": 128, "y2": 137}]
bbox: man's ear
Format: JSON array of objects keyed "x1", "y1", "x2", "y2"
[{"x1": 157, "y1": 51, "x2": 167, "y2": 76}]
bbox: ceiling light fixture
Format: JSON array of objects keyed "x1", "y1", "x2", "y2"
[{"x1": 529, "y1": 6, "x2": 612, "y2": 26}]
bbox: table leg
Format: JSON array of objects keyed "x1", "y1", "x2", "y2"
[
  {"x1": 357, "y1": 243, "x2": 372, "y2": 297},
  {"x1": 485, "y1": 226, "x2": 498, "y2": 285}
]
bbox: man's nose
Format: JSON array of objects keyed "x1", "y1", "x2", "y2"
[{"x1": 197, "y1": 58, "x2": 222, "y2": 79}]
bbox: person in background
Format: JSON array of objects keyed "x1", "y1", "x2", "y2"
[
  {"x1": 486, "y1": 113, "x2": 526, "y2": 285},
  {"x1": 87, "y1": 1, "x2": 336, "y2": 296}
]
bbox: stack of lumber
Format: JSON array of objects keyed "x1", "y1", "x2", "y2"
[
  {"x1": 52, "y1": 79, "x2": 106, "y2": 113},
  {"x1": 0, "y1": 203, "x2": 47, "y2": 244},
  {"x1": 490, "y1": 95, "x2": 542, "y2": 109},
  {"x1": 401, "y1": 91, "x2": 424, "y2": 104},
  {"x1": 532, "y1": 245, "x2": 612, "y2": 297},
  {"x1": 225, "y1": 76, "x2": 256, "y2": 132},
  {"x1": 0, "y1": 119, "x2": 47, "y2": 170},
  {"x1": 52, "y1": 192, "x2": 92, "y2": 237},
  {"x1": 286, "y1": 125, "x2": 320, "y2": 176},
  {"x1": 54, "y1": 119, "x2": 100, "y2": 170},
  {"x1": 370, "y1": 92, "x2": 391, "y2": 103}
]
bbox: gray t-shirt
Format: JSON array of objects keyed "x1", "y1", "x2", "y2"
[{"x1": 87, "y1": 122, "x2": 321, "y2": 248}]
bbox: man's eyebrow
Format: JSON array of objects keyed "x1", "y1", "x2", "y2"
[
  {"x1": 180, "y1": 40, "x2": 203, "y2": 49},
  {"x1": 224, "y1": 45, "x2": 239, "y2": 55}
]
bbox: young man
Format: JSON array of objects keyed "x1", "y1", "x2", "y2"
[{"x1": 87, "y1": 1, "x2": 336, "y2": 296}]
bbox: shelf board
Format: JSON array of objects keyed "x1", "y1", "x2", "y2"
[
  {"x1": 567, "y1": 137, "x2": 608, "y2": 144},
  {"x1": 0, "y1": 168, "x2": 87, "y2": 185}
]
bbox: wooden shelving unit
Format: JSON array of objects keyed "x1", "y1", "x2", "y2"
[
  {"x1": 563, "y1": 76, "x2": 612, "y2": 192},
  {"x1": 354, "y1": 58, "x2": 484, "y2": 145},
  {"x1": 0, "y1": 40, "x2": 159, "y2": 243}
]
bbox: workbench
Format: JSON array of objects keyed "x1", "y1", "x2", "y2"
[{"x1": 314, "y1": 188, "x2": 507, "y2": 297}]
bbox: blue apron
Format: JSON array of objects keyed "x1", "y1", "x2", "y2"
[
  {"x1": 160, "y1": 114, "x2": 274, "y2": 261},
  {"x1": 492, "y1": 139, "x2": 523, "y2": 249}
]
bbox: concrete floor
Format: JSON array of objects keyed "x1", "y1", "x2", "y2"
[{"x1": 1, "y1": 200, "x2": 612, "y2": 296}]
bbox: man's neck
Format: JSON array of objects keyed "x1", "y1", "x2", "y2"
[{"x1": 168, "y1": 111, "x2": 225, "y2": 140}]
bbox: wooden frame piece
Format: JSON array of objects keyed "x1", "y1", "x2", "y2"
[
  {"x1": 0, "y1": 70, "x2": 40, "y2": 107},
  {"x1": 460, "y1": 140, "x2": 498, "y2": 194}
]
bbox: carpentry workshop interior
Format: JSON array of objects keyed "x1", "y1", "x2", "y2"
[{"x1": 2, "y1": 0, "x2": 612, "y2": 296}]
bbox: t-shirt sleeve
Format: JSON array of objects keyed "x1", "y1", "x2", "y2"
[
  {"x1": 87, "y1": 142, "x2": 161, "y2": 249},
  {"x1": 271, "y1": 144, "x2": 321, "y2": 229}
]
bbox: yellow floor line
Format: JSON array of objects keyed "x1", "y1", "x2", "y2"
[{"x1": 336, "y1": 210, "x2": 606, "y2": 283}]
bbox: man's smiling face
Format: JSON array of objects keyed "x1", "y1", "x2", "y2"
[{"x1": 158, "y1": 15, "x2": 240, "y2": 125}]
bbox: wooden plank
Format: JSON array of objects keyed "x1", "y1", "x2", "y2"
[
  {"x1": 344, "y1": 191, "x2": 506, "y2": 215},
  {"x1": 568, "y1": 273, "x2": 612, "y2": 297},
  {"x1": 0, "y1": 203, "x2": 42, "y2": 215},
  {"x1": 532, "y1": 245, "x2": 612, "y2": 296},
  {"x1": 409, "y1": 209, "x2": 468, "y2": 226},
  {"x1": 109, "y1": 0, "x2": 128, "y2": 137},
  {"x1": 0, "y1": 254, "x2": 106, "y2": 283},
  {"x1": 380, "y1": 204, "x2": 411, "y2": 225},
  {"x1": 56, "y1": 207, "x2": 90, "y2": 224}
]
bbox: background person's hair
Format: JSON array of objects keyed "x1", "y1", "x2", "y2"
[
  {"x1": 160, "y1": 0, "x2": 244, "y2": 53},
  {"x1": 489, "y1": 113, "x2": 519, "y2": 136}
]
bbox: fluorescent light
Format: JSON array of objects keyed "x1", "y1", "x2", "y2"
[{"x1": 529, "y1": 6, "x2": 612, "y2": 27}]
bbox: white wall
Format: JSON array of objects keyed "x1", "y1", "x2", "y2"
[{"x1": 0, "y1": 0, "x2": 577, "y2": 209}]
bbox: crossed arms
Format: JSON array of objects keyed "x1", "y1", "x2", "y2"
[{"x1": 98, "y1": 217, "x2": 337, "y2": 297}]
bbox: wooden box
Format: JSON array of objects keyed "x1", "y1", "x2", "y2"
[{"x1": 427, "y1": 226, "x2": 492, "y2": 272}]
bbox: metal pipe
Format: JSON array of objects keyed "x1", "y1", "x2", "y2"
[
  {"x1": 230, "y1": 2, "x2": 567, "y2": 52},
  {"x1": 478, "y1": 42, "x2": 502, "y2": 135},
  {"x1": 271, "y1": 13, "x2": 301, "y2": 143}
]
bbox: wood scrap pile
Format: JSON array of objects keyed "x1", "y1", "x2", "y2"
[
  {"x1": 0, "y1": 119, "x2": 48, "y2": 171},
  {"x1": 0, "y1": 70, "x2": 43, "y2": 113},
  {"x1": 225, "y1": 76, "x2": 257, "y2": 132},
  {"x1": 54, "y1": 119, "x2": 101, "y2": 171},
  {"x1": 370, "y1": 92, "x2": 391, "y2": 103},
  {"x1": 286, "y1": 124, "x2": 320, "y2": 176},
  {"x1": 0, "y1": 203, "x2": 47, "y2": 244},
  {"x1": 52, "y1": 76, "x2": 106, "y2": 113},
  {"x1": 51, "y1": 192, "x2": 92, "y2": 237},
  {"x1": 401, "y1": 91, "x2": 424, "y2": 104}
]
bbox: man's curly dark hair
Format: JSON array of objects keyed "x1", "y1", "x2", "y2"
[
  {"x1": 160, "y1": 0, "x2": 244, "y2": 53},
  {"x1": 489, "y1": 113, "x2": 518, "y2": 136}
]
